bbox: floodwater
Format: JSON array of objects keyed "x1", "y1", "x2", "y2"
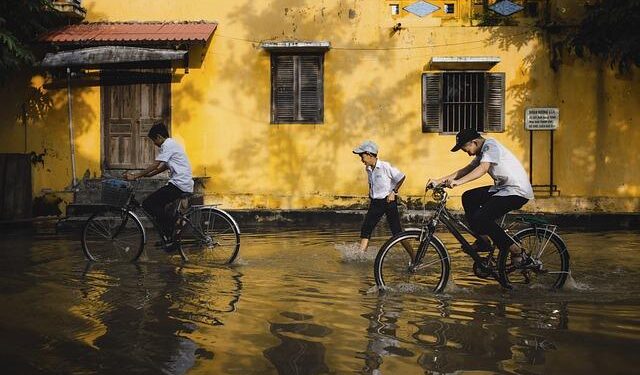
[{"x1": 0, "y1": 224, "x2": 639, "y2": 374}]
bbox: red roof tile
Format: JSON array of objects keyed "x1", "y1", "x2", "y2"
[{"x1": 40, "y1": 22, "x2": 217, "y2": 44}]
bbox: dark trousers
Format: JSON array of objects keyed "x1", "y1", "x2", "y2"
[
  {"x1": 142, "y1": 183, "x2": 183, "y2": 238},
  {"x1": 461, "y1": 186, "x2": 529, "y2": 251},
  {"x1": 360, "y1": 198, "x2": 403, "y2": 239}
]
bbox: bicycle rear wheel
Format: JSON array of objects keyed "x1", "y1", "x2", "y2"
[
  {"x1": 81, "y1": 207, "x2": 145, "y2": 262},
  {"x1": 179, "y1": 207, "x2": 240, "y2": 264},
  {"x1": 498, "y1": 227, "x2": 570, "y2": 289},
  {"x1": 374, "y1": 230, "x2": 450, "y2": 293}
]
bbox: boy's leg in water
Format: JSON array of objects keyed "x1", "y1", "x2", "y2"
[{"x1": 359, "y1": 199, "x2": 386, "y2": 251}]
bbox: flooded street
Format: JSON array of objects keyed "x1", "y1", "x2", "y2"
[{"x1": 1, "y1": 225, "x2": 639, "y2": 374}]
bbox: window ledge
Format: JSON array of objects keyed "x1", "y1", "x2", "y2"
[
  {"x1": 261, "y1": 41, "x2": 331, "y2": 53},
  {"x1": 430, "y1": 56, "x2": 500, "y2": 70}
]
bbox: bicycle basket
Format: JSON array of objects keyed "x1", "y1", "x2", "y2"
[{"x1": 101, "y1": 179, "x2": 132, "y2": 207}]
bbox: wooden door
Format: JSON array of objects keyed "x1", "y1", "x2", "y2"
[{"x1": 103, "y1": 77, "x2": 170, "y2": 170}]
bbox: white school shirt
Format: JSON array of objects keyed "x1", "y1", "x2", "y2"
[
  {"x1": 470, "y1": 138, "x2": 534, "y2": 200},
  {"x1": 156, "y1": 138, "x2": 194, "y2": 193},
  {"x1": 366, "y1": 160, "x2": 405, "y2": 199}
]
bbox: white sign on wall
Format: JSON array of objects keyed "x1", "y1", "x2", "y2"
[{"x1": 525, "y1": 108, "x2": 559, "y2": 130}]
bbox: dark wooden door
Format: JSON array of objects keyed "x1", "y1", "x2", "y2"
[
  {"x1": 103, "y1": 79, "x2": 170, "y2": 170},
  {"x1": 0, "y1": 154, "x2": 32, "y2": 220}
]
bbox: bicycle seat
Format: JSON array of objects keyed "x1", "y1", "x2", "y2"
[{"x1": 516, "y1": 215, "x2": 548, "y2": 225}]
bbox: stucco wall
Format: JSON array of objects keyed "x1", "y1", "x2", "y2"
[{"x1": 0, "y1": 0, "x2": 638, "y2": 213}]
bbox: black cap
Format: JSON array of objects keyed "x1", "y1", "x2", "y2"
[{"x1": 451, "y1": 128, "x2": 481, "y2": 152}]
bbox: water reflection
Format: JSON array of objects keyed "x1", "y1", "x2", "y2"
[
  {"x1": 1, "y1": 228, "x2": 639, "y2": 374},
  {"x1": 360, "y1": 293, "x2": 570, "y2": 374},
  {"x1": 73, "y1": 262, "x2": 244, "y2": 374},
  {"x1": 263, "y1": 311, "x2": 332, "y2": 375}
]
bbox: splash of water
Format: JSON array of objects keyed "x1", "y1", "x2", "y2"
[
  {"x1": 335, "y1": 242, "x2": 377, "y2": 262},
  {"x1": 562, "y1": 273, "x2": 593, "y2": 291}
]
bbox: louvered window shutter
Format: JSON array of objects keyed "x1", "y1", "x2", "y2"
[
  {"x1": 299, "y1": 55, "x2": 323, "y2": 123},
  {"x1": 422, "y1": 73, "x2": 442, "y2": 133},
  {"x1": 272, "y1": 54, "x2": 324, "y2": 124},
  {"x1": 484, "y1": 72, "x2": 505, "y2": 132},
  {"x1": 272, "y1": 55, "x2": 295, "y2": 123}
]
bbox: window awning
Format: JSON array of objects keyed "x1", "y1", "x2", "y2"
[
  {"x1": 40, "y1": 46, "x2": 187, "y2": 68},
  {"x1": 39, "y1": 21, "x2": 217, "y2": 46},
  {"x1": 429, "y1": 56, "x2": 501, "y2": 70},
  {"x1": 261, "y1": 41, "x2": 331, "y2": 53}
]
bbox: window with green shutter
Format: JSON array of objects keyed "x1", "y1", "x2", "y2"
[
  {"x1": 422, "y1": 71, "x2": 505, "y2": 133},
  {"x1": 271, "y1": 53, "x2": 324, "y2": 124}
]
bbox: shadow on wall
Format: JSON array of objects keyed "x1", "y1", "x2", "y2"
[
  {"x1": 203, "y1": 0, "x2": 432, "y2": 203},
  {"x1": 481, "y1": 22, "x2": 640, "y2": 200},
  {"x1": 0, "y1": 68, "x2": 98, "y2": 217}
]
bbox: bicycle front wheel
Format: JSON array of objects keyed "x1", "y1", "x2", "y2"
[
  {"x1": 498, "y1": 227, "x2": 570, "y2": 289},
  {"x1": 81, "y1": 207, "x2": 145, "y2": 262},
  {"x1": 374, "y1": 230, "x2": 450, "y2": 293},
  {"x1": 180, "y1": 207, "x2": 240, "y2": 264}
]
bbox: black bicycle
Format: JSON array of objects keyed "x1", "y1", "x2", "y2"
[
  {"x1": 81, "y1": 179, "x2": 240, "y2": 264},
  {"x1": 374, "y1": 184, "x2": 570, "y2": 292}
]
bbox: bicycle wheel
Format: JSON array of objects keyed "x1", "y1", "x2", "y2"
[
  {"x1": 374, "y1": 230, "x2": 450, "y2": 293},
  {"x1": 498, "y1": 227, "x2": 570, "y2": 289},
  {"x1": 81, "y1": 207, "x2": 145, "y2": 262},
  {"x1": 179, "y1": 207, "x2": 240, "y2": 264}
]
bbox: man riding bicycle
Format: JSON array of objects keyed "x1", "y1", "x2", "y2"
[
  {"x1": 124, "y1": 122, "x2": 194, "y2": 251},
  {"x1": 427, "y1": 128, "x2": 535, "y2": 266}
]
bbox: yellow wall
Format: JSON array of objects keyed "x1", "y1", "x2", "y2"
[{"x1": 0, "y1": 0, "x2": 638, "y2": 213}]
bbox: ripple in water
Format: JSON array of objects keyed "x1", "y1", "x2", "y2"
[{"x1": 335, "y1": 242, "x2": 377, "y2": 262}]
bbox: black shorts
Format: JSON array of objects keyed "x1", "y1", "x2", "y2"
[{"x1": 360, "y1": 198, "x2": 403, "y2": 239}]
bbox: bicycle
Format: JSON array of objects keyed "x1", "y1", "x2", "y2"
[
  {"x1": 374, "y1": 184, "x2": 570, "y2": 293},
  {"x1": 81, "y1": 178, "x2": 241, "y2": 264}
]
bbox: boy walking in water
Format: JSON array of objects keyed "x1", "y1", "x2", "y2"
[{"x1": 353, "y1": 140, "x2": 408, "y2": 253}]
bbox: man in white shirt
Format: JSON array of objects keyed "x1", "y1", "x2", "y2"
[
  {"x1": 125, "y1": 122, "x2": 193, "y2": 251},
  {"x1": 427, "y1": 128, "x2": 534, "y2": 265},
  {"x1": 353, "y1": 140, "x2": 407, "y2": 253}
]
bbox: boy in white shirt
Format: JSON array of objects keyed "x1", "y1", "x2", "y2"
[
  {"x1": 125, "y1": 122, "x2": 193, "y2": 251},
  {"x1": 427, "y1": 128, "x2": 534, "y2": 265},
  {"x1": 353, "y1": 140, "x2": 407, "y2": 253}
]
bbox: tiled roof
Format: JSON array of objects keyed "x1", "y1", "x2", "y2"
[{"x1": 39, "y1": 22, "x2": 217, "y2": 44}]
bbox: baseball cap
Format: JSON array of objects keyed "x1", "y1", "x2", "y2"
[
  {"x1": 352, "y1": 140, "x2": 379, "y2": 155},
  {"x1": 451, "y1": 128, "x2": 481, "y2": 152}
]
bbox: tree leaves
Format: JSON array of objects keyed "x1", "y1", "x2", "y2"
[{"x1": 0, "y1": 0, "x2": 60, "y2": 82}]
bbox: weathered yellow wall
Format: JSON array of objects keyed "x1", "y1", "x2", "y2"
[{"x1": 0, "y1": 0, "x2": 638, "y2": 214}]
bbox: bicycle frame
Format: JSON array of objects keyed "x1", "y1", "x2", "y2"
[{"x1": 416, "y1": 187, "x2": 503, "y2": 266}]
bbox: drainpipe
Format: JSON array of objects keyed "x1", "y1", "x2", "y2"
[{"x1": 67, "y1": 67, "x2": 77, "y2": 188}]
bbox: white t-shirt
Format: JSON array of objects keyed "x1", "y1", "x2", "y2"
[
  {"x1": 156, "y1": 138, "x2": 194, "y2": 193},
  {"x1": 471, "y1": 138, "x2": 534, "y2": 200},
  {"x1": 366, "y1": 160, "x2": 405, "y2": 199}
]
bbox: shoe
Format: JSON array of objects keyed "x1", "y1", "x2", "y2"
[
  {"x1": 471, "y1": 239, "x2": 494, "y2": 252},
  {"x1": 511, "y1": 251, "x2": 533, "y2": 268}
]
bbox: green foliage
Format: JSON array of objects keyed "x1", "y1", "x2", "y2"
[
  {"x1": 0, "y1": 0, "x2": 60, "y2": 82},
  {"x1": 569, "y1": 0, "x2": 640, "y2": 73}
]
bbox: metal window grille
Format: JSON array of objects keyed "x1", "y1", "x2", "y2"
[{"x1": 442, "y1": 72, "x2": 485, "y2": 133}]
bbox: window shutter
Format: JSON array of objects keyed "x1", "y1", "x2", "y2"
[
  {"x1": 484, "y1": 72, "x2": 505, "y2": 132},
  {"x1": 422, "y1": 73, "x2": 442, "y2": 133},
  {"x1": 272, "y1": 55, "x2": 295, "y2": 123},
  {"x1": 299, "y1": 55, "x2": 323, "y2": 123}
]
